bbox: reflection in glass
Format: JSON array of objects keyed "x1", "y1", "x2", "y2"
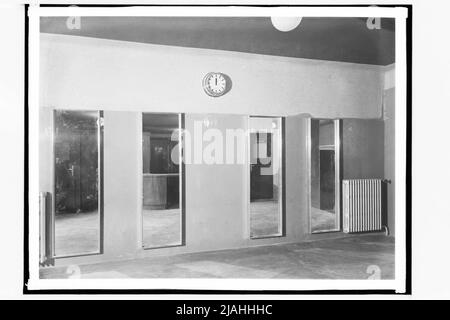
[
  {"x1": 310, "y1": 119, "x2": 339, "y2": 233},
  {"x1": 54, "y1": 110, "x2": 101, "y2": 256},
  {"x1": 249, "y1": 117, "x2": 283, "y2": 238},
  {"x1": 142, "y1": 113, "x2": 182, "y2": 248}
]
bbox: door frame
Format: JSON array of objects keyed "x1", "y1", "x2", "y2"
[
  {"x1": 308, "y1": 118, "x2": 341, "y2": 234},
  {"x1": 139, "y1": 112, "x2": 185, "y2": 250},
  {"x1": 50, "y1": 109, "x2": 104, "y2": 259},
  {"x1": 246, "y1": 115, "x2": 285, "y2": 239}
]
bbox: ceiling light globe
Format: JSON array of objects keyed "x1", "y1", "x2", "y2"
[{"x1": 271, "y1": 16, "x2": 302, "y2": 32}]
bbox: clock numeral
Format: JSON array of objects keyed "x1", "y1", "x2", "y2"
[{"x1": 203, "y1": 72, "x2": 229, "y2": 97}]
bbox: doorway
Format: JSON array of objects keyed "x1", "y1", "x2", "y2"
[
  {"x1": 310, "y1": 119, "x2": 341, "y2": 233},
  {"x1": 53, "y1": 110, "x2": 103, "y2": 257},
  {"x1": 141, "y1": 113, "x2": 183, "y2": 249},
  {"x1": 248, "y1": 117, "x2": 284, "y2": 238}
]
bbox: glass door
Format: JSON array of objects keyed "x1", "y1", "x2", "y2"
[
  {"x1": 248, "y1": 117, "x2": 284, "y2": 238},
  {"x1": 142, "y1": 113, "x2": 183, "y2": 248},
  {"x1": 53, "y1": 110, "x2": 103, "y2": 257},
  {"x1": 310, "y1": 119, "x2": 341, "y2": 233}
]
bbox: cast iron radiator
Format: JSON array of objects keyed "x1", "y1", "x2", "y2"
[
  {"x1": 342, "y1": 179, "x2": 386, "y2": 233},
  {"x1": 39, "y1": 191, "x2": 53, "y2": 265},
  {"x1": 39, "y1": 192, "x2": 47, "y2": 264}
]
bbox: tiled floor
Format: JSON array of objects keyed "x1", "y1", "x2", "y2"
[{"x1": 40, "y1": 234, "x2": 394, "y2": 279}]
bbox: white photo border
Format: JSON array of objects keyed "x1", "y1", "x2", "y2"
[{"x1": 27, "y1": 5, "x2": 409, "y2": 293}]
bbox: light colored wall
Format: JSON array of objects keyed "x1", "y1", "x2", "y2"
[
  {"x1": 383, "y1": 66, "x2": 395, "y2": 235},
  {"x1": 382, "y1": 64, "x2": 395, "y2": 235},
  {"x1": 49, "y1": 113, "x2": 313, "y2": 266},
  {"x1": 183, "y1": 114, "x2": 247, "y2": 250},
  {"x1": 40, "y1": 33, "x2": 384, "y2": 118},
  {"x1": 285, "y1": 115, "x2": 310, "y2": 238},
  {"x1": 102, "y1": 111, "x2": 140, "y2": 259},
  {"x1": 39, "y1": 33, "x2": 390, "y2": 266}
]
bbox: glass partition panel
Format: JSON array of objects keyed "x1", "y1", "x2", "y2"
[
  {"x1": 53, "y1": 110, "x2": 102, "y2": 257},
  {"x1": 142, "y1": 113, "x2": 182, "y2": 248},
  {"x1": 310, "y1": 119, "x2": 340, "y2": 233},
  {"x1": 249, "y1": 117, "x2": 283, "y2": 238}
]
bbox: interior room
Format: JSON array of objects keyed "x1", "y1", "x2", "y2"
[
  {"x1": 142, "y1": 113, "x2": 182, "y2": 248},
  {"x1": 38, "y1": 15, "x2": 395, "y2": 280},
  {"x1": 249, "y1": 117, "x2": 283, "y2": 238},
  {"x1": 53, "y1": 110, "x2": 101, "y2": 257},
  {"x1": 310, "y1": 119, "x2": 340, "y2": 233}
]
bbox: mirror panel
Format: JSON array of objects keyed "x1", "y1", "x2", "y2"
[
  {"x1": 310, "y1": 119, "x2": 340, "y2": 233},
  {"x1": 142, "y1": 113, "x2": 182, "y2": 248},
  {"x1": 53, "y1": 110, "x2": 102, "y2": 257},
  {"x1": 249, "y1": 117, "x2": 283, "y2": 238}
]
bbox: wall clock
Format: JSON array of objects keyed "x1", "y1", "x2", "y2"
[{"x1": 202, "y1": 72, "x2": 231, "y2": 97}]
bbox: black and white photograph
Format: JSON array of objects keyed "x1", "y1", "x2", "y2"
[
  {"x1": 28, "y1": 6, "x2": 405, "y2": 292},
  {"x1": 1, "y1": 0, "x2": 450, "y2": 303}
]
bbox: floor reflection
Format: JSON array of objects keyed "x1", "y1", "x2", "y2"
[
  {"x1": 250, "y1": 200, "x2": 280, "y2": 237},
  {"x1": 55, "y1": 211, "x2": 99, "y2": 256},
  {"x1": 142, "y1": 209, "x2": 181, "y2": 248}
]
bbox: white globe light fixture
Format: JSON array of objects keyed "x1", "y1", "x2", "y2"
[{"x1": 270, "y1": 16, "x2": 302, "y2": 32}]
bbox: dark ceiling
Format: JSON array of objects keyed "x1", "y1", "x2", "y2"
[{"x1": 40, "y1": 16, "x2": 395, "y2": 65}]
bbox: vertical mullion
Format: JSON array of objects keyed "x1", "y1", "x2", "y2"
[
  {"x1": 98, "y1": 110, "x2": 104, "y2": 254},
  {"x1": 179, "y1": 113, "x2": 185, "y2": 246},
  {"x1": 334, "y1": 119, "x2": 340, "y2": 231}
]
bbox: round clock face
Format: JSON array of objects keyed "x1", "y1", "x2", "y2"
[{"x1": 203, "y1": 72, "x2": 228, "y2": 97}]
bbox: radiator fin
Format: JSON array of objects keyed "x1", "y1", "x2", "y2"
[{"x1": 343, "y1": 179, "x2": 383, "y2": 233}]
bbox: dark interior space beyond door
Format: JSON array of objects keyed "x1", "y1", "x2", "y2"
[
  {"x1": 320, "y1": 149, "x2": 335, "y2": 211},
  {"x1": 142, "y1": 113, "x2": 182, "y2": 248},
  {"x1": 310, "y1": 119, "x2": 340, "y2": 233},
  {"x1": 249, "y1": 117, "x2": 283, "y2": 238},
  {"x1": 55, "y1": 128, "x2": 98, "y2": 213},
  {"x1": 54, "y1": 110, "x2": 101, "y2": 257},
  {"x1": 250, "y1": 132, "x2": 273, "y2": 201}
]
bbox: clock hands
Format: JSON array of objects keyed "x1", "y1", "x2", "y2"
[{"x1": 203, "y1": 73, "x2": 229, "y2": 97}]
